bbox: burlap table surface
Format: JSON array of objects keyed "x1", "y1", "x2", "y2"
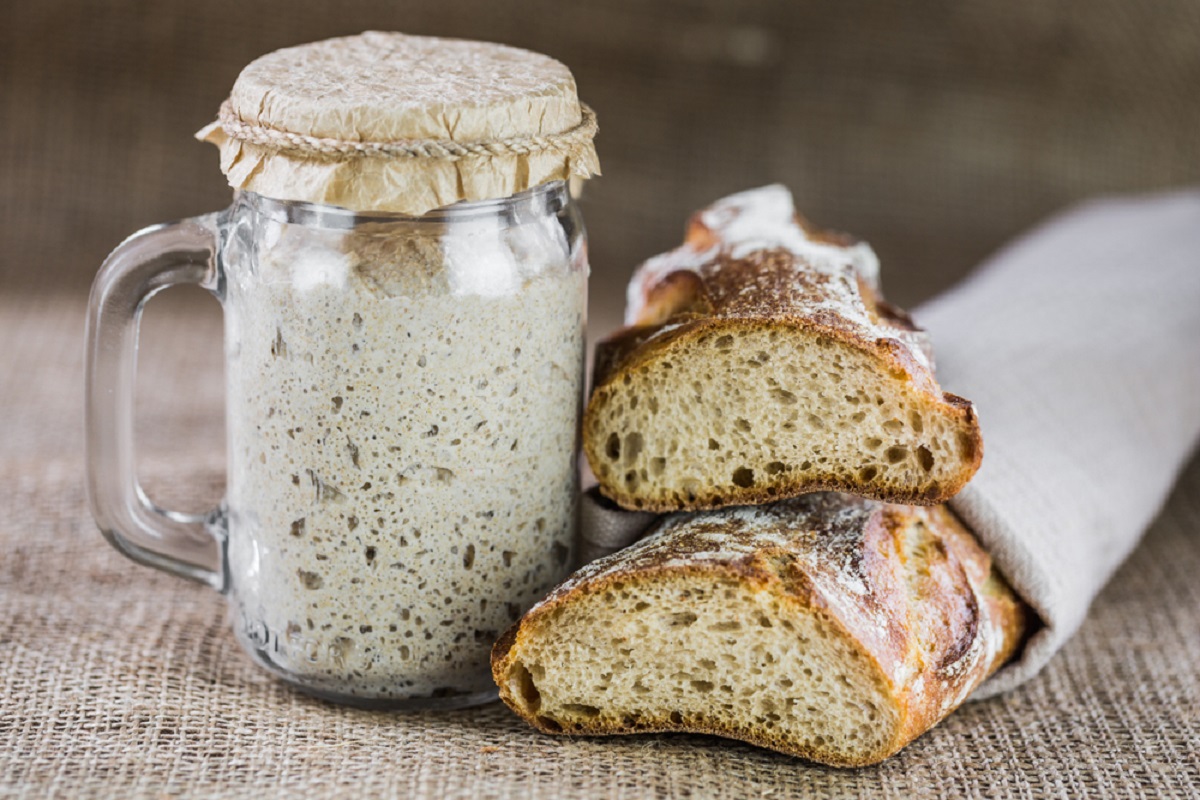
[{"x1": 1, "y1": 284, "x2": 1198, "y2": 798}]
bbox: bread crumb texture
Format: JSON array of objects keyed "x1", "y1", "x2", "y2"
[
  {"x1": 584, "y1": 186, "x2": 981, "y2": 511},
  {"x1": 492, "y1": 494, "x2": 1026, "y2": 766}
]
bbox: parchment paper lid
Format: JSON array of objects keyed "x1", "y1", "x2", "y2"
[{"x1": 197, "y1": 31, "x2": 599, "y2": 215}]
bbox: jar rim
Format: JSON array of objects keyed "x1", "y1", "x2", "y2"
[{"x1": 237, "y1": 180, "x2": 567, "y2": 228}]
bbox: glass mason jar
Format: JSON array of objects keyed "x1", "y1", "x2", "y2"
[{"x1": 86, "y1": 181, "x2": 587, "y2": 709}]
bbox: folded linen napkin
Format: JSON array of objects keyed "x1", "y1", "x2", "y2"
[{"x1": 578, "y1": 189, "x2": 1200, "y2": 696}]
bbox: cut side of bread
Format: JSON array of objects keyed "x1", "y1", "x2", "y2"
[
  {"x1": 583, "y1": 185, "x2": 982, "y2": 512},
  {"x1": 492, "y1": 494, "x2": 1027, "y2": 767}
]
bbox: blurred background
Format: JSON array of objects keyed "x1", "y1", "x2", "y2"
[{"x1": 4, "y1": 0, "x2": 1199, "y2": 337}]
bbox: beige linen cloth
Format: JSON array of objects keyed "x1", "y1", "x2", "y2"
[{"x1": 580, "y1": 188, "x2": 1200, "y2": 697}]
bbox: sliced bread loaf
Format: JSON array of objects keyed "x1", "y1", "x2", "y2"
[
  {"x1": 491, "y1": 493, "x2": 1027, "y2": 767},
  {"x1": 583, "y1": 185, "x2": 982, "y2": 511}
]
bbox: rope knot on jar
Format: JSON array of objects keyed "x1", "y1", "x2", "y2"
[{"x1": 217, "y1": 99, "x2": 598, "y2": 162}]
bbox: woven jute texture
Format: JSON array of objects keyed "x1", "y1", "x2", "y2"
[
  {"x1": 2, "y1": 293, "x2": 1199, "y2": 798},
  {"x1": 6, "y1": 0, "x2": 1200, "y2": 323}
]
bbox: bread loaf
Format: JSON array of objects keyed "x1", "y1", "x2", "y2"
[
  {"x1": 583, "y1": 186, "x2": 983, "y2": 512},
  {"x1": 492, "y1": 493, "x2": 1027, "y2": 766}
]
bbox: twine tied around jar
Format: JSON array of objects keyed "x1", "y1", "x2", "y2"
[{"x1": 217, "y1": 99, "x2": 598, "y2": 161}]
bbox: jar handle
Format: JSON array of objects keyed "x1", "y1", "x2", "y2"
[{"x1": 85, "y1": 214, "x2": 228, "y2": 590}]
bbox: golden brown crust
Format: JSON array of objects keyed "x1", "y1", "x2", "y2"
[
  {"x1": 584, "y1": 188, "x2": 983, "y2": 512},
  {"x1": 492, "y1": 494, "x2": 1027, "y2": 767}
]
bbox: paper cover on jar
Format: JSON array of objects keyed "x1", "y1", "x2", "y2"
[{"x1": 196, "y1": 31, "x2": 600, "y2": 216}]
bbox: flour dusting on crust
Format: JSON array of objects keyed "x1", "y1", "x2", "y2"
[{"x1": 623, "y1": 186, "x2": 930, "y2": 373}]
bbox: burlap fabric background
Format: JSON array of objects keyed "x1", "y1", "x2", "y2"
[
  {"x1": 5, "y1": 1, "x2": 1200, "y2": 323},
  {"x1": 3, "y1": 1, "x2": 1200, "y2": 797}
]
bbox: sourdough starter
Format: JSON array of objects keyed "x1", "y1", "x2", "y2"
[{"x1": 223, "y1": 211, "x2": 585, "y2": 701}]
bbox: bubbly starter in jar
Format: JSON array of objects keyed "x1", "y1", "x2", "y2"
[
  {"x1": 85, "y1": 31, "x2": 598, "y2": 709},
  {"x1": 223, "y1": 204, "x2": 585, "y2": 701}
]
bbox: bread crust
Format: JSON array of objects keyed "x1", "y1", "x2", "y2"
[
  {"x1": 492, "y1": 494, "x2": 1027, "y2": 766},
  {"x1": 584, "y1": 187, "x2": 983, "y2": 512}
]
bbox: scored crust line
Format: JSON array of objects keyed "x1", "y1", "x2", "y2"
[{"x1": 216, "y1": 99, "x2": 598, "y2": 161}]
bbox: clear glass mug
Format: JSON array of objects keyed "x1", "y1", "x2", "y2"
[{"x1": 86, "y1": 182, "x2": 587, "y2": 709}]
